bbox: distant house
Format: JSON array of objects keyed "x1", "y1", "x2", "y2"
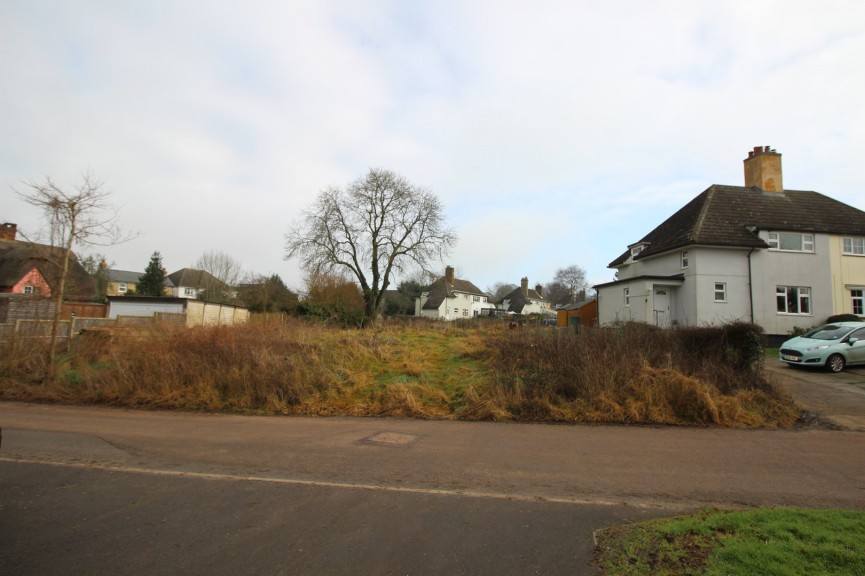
[
  {"x1": 594, "y1": 146, "x2": 865, "y2": 340},
  {"x1": 497, "y1": 277, "x2": 552, "y2": 316},
  {"x1": 105, "y1": 268, "x2": 175, "y2": 297},
  {"x1": 167, "y1": 268, "x2": 230, "y2": 300},
  {"x1": 415, "y1": 266, "x2": 495, "y2": 320},
  {"x1": 0, "y1": 222, "x2": 96, "y2": 301}
]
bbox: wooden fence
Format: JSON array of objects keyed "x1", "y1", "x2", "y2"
[{"x1": 0, "y1": 313, "x2": 187, "y2": 347}]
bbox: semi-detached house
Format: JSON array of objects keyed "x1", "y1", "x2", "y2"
[
  {"x1": 595, "y1": 146, "x2": 865, "y2": 343},
  {"x1": 415, "y1": 266, "x2": 494, "y2": 320}
]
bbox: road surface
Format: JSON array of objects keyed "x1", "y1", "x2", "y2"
[{"x1": 2, "y1": 401, "x2": 864, "y2": 575}]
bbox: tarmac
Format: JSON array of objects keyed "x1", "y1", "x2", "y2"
[{"x1": 764, "y1": 357, "x2": 865, "y2": 431}]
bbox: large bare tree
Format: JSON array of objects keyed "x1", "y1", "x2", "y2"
[
  {"x1": 16, "y1": 174, "x2": 128, "y2": 366},
  {"x1": 194, "y1": 250, "x2": 244, "y2": 302},
  {"x1": 286, "y1": 168, "x2": 456, "y2": 326},
  {"x1": 552, "y1": 264, "x2": 589, "y2": 304}
]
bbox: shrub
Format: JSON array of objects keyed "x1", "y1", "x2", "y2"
[{"x1": 826, "y1": 313, "x2": 863, "y2": 323}]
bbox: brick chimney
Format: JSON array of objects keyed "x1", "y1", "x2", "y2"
[
  {"x1": 521, "y1": 277, "x2": 529, "y2": 296},
  {"x1": 0, "y1": 222, "x2": 17, "y2": 241},
  {"x1": 535, "y1": 283, "x2": 543, "y2": 296},
  {"x1": 744, "y1": 146, "x2": 783, "y2": 192},
  {"x1": 445, "y1": 266, "x2": 455, "y2": 284}
]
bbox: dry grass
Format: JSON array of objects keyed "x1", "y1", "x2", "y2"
[{"x1": 0, "y1": 318, "x2": 798, "y2": 427}]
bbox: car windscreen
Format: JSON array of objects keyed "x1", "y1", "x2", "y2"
[{"x1": 803, "y1": 325, "x2": 852, "y2": 340}]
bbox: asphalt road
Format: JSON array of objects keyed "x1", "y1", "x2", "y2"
[{"x1": 2, "y1": 400, "x2": 864, "y2": 575}]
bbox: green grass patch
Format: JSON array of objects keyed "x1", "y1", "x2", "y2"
[{"x1": 595, "y1": 508, "x2": 865, "y2": 575}]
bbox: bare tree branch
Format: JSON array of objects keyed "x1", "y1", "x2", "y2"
[
  {"x1": 13, "y1": 173, "x2": 132, "y2": 369},
  {"x1": 286, "y1": 168, "x2": 457, "y2": 326}
]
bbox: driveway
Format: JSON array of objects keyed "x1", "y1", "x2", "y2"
[{"x1": 765, "y1": 357, "x2": 865, "y2": 431}]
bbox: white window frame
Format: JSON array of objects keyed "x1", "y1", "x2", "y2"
[
  {"x1": 184, "y1": 287, "x2": 196, "y2": 296},
  {"x1": 681, "y1": 251, "x2": 689, "y2": 269},
  {"x1": 776, "y1": 286, "x2": 811, "y2": 315},
  {"x1": 842, "y1": 237, "x2": 865, "y2": 256},
  {"x1": 624, "y1": 287, "x2": 630, "y2": 307},
  {"x1": 767, "y1": 232, "x2": 814, "y2": 253},
  {"x1": 853, "y1": 289, "x2": 864, "y2": 315},
  {"x1": 23, "y1": 285, "x2": 35, "y2": 295},
  {"x1": 714, "y1": 282, "x2": 727, "y2": 303},
  {"x1": 118, "y1": 282, "x2": 128, "y2": 293}
]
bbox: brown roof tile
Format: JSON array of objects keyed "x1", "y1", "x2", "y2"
[{"x1": 609, "y1": 185, "x2": 865, "y2": 267}]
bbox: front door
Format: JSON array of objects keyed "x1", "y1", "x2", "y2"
[{"x1": 653, "y1": 287, "x2": 671, "y2": 327}]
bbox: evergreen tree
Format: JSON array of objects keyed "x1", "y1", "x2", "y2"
[{"x1": 138, "y1": 251, "x2": 167, "y2": 297}]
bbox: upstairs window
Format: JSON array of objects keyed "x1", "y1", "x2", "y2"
[
  {"x1": 842, "y1": 237, "x2": 865, "y2": 256},
  {"x1": 767, "y1": 232, "x2": 814, "y2": 252},
  {"x1": 624, "y1": 287, "x2": 630, "y2": 307},
  {"x1": 681, "y1": 251, "x2": 689, "y2": 269},
  {"x1": 23, "y1": 285, "x2": 35, "y2": 295},
  {"x1": 184, "y1": 287, "x2": 196, "y2": 296},
  {"x1": 118, "y1": 282, "x2": 128, "y2": 293}
]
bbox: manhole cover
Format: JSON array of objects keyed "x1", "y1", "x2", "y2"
[{"x1": 366, "y1": 432, "x2": 417, "y2": 446}]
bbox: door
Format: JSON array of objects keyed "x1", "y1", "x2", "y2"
[
  {"x1": 653, "y1": 287, "x2": 671, "y2": 327},
  {"x1": 848, "y1": 327, "x2": 865, "y2": 365}
]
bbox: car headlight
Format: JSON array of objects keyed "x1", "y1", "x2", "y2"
[{"x1": 804, "y1": 345, "x2": 830, "y2": 352}]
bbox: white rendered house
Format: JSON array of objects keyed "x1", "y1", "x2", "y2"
[
  {"x1": 595, "y1": 146, "x2": 865, "y2": 341},
  {"x1": 415, "y1": 266, "x2": 495, "y2": 320}
]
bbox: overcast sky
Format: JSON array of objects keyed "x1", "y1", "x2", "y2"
[{"x1": 3, "y1": 1, "x2": 864, "y2": 294}]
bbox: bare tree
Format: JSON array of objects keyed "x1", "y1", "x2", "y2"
[
  {"x1": 542, "y1": 280, "x2": 572, "y2": 307},
  {"x1": 286, "y1": 168, "x2": 457, "y2": 326},
  {"x1": 194, "y1": 250, "x2": 243, "y2": 302},
  {"x1": 553, "y1": 265, "x2": 589, "y2": 304},
  {"x1": 487, "y1": 282, "x2": 518, "y2": 301},
  {"x1": 16, "y1": 174, "x2": 128, "y2": 367}
]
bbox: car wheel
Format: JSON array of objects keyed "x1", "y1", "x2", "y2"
[{"x1": 825, "y1": 354, "x2": 846, "y2": 373}]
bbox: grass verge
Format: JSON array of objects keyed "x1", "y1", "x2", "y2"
[{"x1": 595, "y1": 508, "x2": 865, "y2": 575}]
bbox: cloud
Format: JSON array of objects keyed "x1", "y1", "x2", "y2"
[{"x1": 2, "y1": 1, "x2": 864, "y2": 293}]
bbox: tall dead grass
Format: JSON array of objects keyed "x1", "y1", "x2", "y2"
[
  {"x1": 474, "y1": 322, "x2": 797, "y2": 427},
  {"x1": 0, "y1": 318, "x2": 798, "y2": 427}
]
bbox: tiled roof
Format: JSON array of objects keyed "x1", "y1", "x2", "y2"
[
  {"x1": 107, "y1": 269, "x2": 175, "y2": 287},
  {"x1": 609, "y1": 185, "x2": 865, "y2": 267},
  {"x1": 167, "y1": 268, "x2": 223, "y2": 289},
  {"x1": 498, "y1": 286, "x2": 548, "y2": 313},
  {"x1": 106, "y1": 269, "x2": 144, "y2": 283},
  {"x1": 421, "y1": 276, "x2": 487, "y2": 310},
  {"x1": 0, "y1": 239, "x2": 96, "y2": 299}
]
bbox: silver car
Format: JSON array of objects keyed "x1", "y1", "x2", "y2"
[{"x1": 779, "y1": 322, "x2": 865, "y2": 372}]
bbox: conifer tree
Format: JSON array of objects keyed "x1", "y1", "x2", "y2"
[{"x1": 138, "y1": 251, "x2": 167, "y2": 297}]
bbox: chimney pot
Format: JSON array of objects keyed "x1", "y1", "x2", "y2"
[{"x1": 743, "y1": 145, "x2": 783, "y2": 192}]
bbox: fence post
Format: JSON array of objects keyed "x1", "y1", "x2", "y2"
[{"x1": 11, "y1": 319, "x2": 20, "y2": 357}]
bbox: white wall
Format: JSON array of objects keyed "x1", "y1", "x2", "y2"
[
  {"x1": 751, "y1": 233, "x2": 833, "y2": 335},
  {"x1": 108, "y1": 300, "x2": 184, "y2": 318}
]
